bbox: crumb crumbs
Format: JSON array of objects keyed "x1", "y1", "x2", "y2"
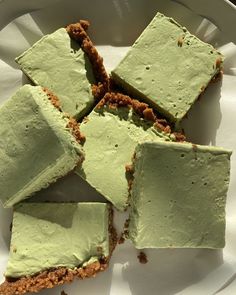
[
  {"x1": 43, "y1": 88, "x2": 61, "y2": 111},
  {"x1": 92, "y1": 82, "x2": 109, "y2": 101},
  {"x1": 125, "y1": 164, "x2": 133, "y2": 173},
  {"x1": 12, "y1": 246, "x2": 17, "y2": 253},
  {"x1": 177, "y1": 34, "x2": 185, "y2": 47},
  {"x1": 211, "y1": 70, "x2": 223, "y2": 83},
  {"x1": 173, "y1": 132, "x2": 186, "y2": 142},
  {"x1": 67, "y1": 118, "x2": 86, "y2": 144},
  {"x1": 137, "y1": 252, "x2": 148, "y2": 264},
  {"x1": 216, "y1": 57, "x2": 222, "y2": 69},
  {"x1": 118, "y1": 218, "x2": 130, "y2": 245},
  {"x1": 118, "y1": 236, "x2": 125, "y2": 244},
  {"x1": 200, "y1": 85, "x2": 205, "y2": 92},
  {"x1": 97, "y1": 246, "x2": 103, "y2": 253},
  {"x1": 61, "y1": 291, "x2": 68, "y2": 295},
  {"x1": 96, "y1": 92, "x2": 185, "y2": 141},
  {"x1": 66, "y1": 21, "x2": 109, "y2": 99}
]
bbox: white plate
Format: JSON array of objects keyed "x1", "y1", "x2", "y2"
[{"x1": 0, "y1": 1, "x2": 236, "y2": 294}]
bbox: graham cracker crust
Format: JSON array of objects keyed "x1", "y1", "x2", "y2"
[
  {"x1": 67, "y1": 118, "x2": 86, "y2": 144},
  {"x1": 137, "y1": 252, "x2": 148, "y2": 264},
  {"x1": 96, "y1": 92, "x2": 186, "y2": 142},
  {"x1": 66, "y1": 20, "x2": 109, "y2": 100},
  {"x1": 0, "y1": 208, "x2": 117, "y2": 295},
  {"x1": 43, "y1": 88, "x2": 85, "y2": 144},
  {"x1": 43, "y1": 87, "x2": 62, "y2": 111}
]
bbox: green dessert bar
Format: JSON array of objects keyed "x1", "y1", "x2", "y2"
[
  {"x1": 0, "y1": 85, "x2": 84, "y2": 208},
  {"x1": 76, "y1": 92, "x2": 184, "y2": 211},
  {"x1": 0, "y1": 202, "x2": 117, "y2": 295},
  {"x1": 129, "y1": 141, "x2": 232, "y2": 249},
  {"x1": 112, "y1": 12, "x2": 223, "y2": 123},
  {"x1": 16, "y1": 21, "x2": 108, "y2": 119}
]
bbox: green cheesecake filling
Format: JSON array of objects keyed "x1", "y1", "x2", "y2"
[
  {"x1": 0, "y1": 85, "x2": 83, "y2": 208},
  {"x1": 129, "y1": 141, "x2": 232, "y2": 249},
  {"x1": 5, "y1": 202, "x2": 111, "y2": 278},
  {"x1": 112, "y1": 12, "x2": 223, "y2": 123},
  {"x1": 15, "y1": 28, "x2": 96, "y2": 119},
  {"x1": 76, "y1": 92, "x2": 179, "y2": 211}
]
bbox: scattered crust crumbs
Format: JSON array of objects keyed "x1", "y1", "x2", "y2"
[
  {"x1": 43, "y1": 88, "x2": 62, "y2": 111},
  {"x1": 125, "y1": 164, "x2": 134, "y2": 174},
  {"x1": 211, "y1": 70, "x2": 223, "y2": 83},
  {"x1": 96, "y1": 246, "x2": 103, "y2": 254},
  {"x1": 138, "y1": 252, "x2": 148, "y2": 264},
  {"x1": 66, "y1": 21, "x2": 109, "y2": 100},
  {"x1": 67, "y1": 118, "x2": 85, "y2": 144},
  {"x1": 42, "y1": 88, "x2": 85, "y2": 145},
  {"x1": 108, "y1": 207, "x2": 118, "y2": 253},
  {"x1": 0, "y1": 209, "x2": 117, "y2": 295},
  {"x1": 61, "y1": 291, "x2": 68, "y2": 295},
  {"x1": 96, "y1": 92, "x2": 185, "y2": 141},
  {"x1": 118, "y1": 236, "x2": 125, "y2": 244},
  {"x1": 43, "y1": 88, "x2": 85, "y2": 144},
  {"x1": 92, "y1": 82, "x2": 109, "y2": 101},
  {"x1": 119, "y1": 218, "x2": 130, "y2": 244},
  {"x1": 216, "y1": 57, "x2": 223, "y2": 69},
  {"x1": 173, "y1": 132, "x2": 186, "y2": 142},
  {"x1": 177, "y1": 34, "x2": 185, "y2": 47}
]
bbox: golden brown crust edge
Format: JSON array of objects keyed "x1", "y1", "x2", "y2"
[
  {"x1": 96, "y1": 91, "x2": 186, "y2": 142},
  {"x1": 0, "y1": 207, "x2": 117, "y2": 295},
  {"x1": 66, "y1": 20, "x2": 109, "y2": 100},
  {"x1": 43, "y1": 88, "x2": 86, "y2": 144}
]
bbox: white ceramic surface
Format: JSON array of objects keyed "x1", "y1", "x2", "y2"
[{"x1": 0, "y1": 1, "x2": 236, "y2": 294}]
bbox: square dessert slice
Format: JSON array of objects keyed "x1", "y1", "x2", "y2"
[
  {"x1": 111, "y1": 12, "x2": 223, "y2": 123},
  {"x1": 128, "y1": 141, "x2": 232, "y2": 249},
  {"x1": 0, "y1": 85, "x2": 84, "y2": 208},
  {"x1": 75, "y1": 92, "x2": 184, "y2": 211},
  {"x1": 0, "y1": 202, "x2": 117, "y2": 295},
  {"x1": 16, "y1": 21, "x2": 108, "y2": 119}
]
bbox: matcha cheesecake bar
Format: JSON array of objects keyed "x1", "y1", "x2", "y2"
[
  {"x1": 128, "y1": 141, "x2": 232, "y2": 249},
  {"x1": 0, "y1": 85, "x2": 84, "y2": 208},
  {"x1": 16, "y1": 20, "x2": 108, "y2": 119},
  {"x1": 76, "y1": 92, "x2": 185, "y2": 211},
  {"x1": 112, "y1": 12, "x2": 223, "y2": 123},
  {"x1": 0, "y1": 202, "x2": 117, "y2": 295}
]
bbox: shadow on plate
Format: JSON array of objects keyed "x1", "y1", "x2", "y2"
[
  {"x1": 181, "y1": 79, "x2": 222, "y2": 145},
  {"x1": 121, "y1": 245, "x2": 223, "y2": 295}
]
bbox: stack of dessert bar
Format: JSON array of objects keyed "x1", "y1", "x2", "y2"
[{"x1": 0, "y1": 13, "x2": 232, "y2": 295}]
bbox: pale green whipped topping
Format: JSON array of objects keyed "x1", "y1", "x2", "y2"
[
  {"x1": 129, "y1": 141, "x2": 232, "y2": 249},
  {"x1": 16, "y1": 28, "x2": 96, "y2": 119},
  {"x1": 0, "y1": 85, "x2": 83, "y2": 208},
  {"x1": 76, "y1": 106, "x2": 175, "y2": 211},
  {"x1": 112, "y1": 12, "x2": 223, "y2": 122},
  {"x1": 6, "y1": 202, "x2": 110, "y2": 278}
]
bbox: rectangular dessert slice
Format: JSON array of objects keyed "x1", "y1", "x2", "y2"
[
  {"x1": 111, "y1": 12, "x2": 223, "y2": 123},
  {"x1": 128, "y1": 141, "x2": 232, "y2": 249},
  {"x1": 15, "y1": 21, "x2": 108, "y2": 119},
  {"x1": 75, "y1": 92, "x2": 184, "y2": 211},
  {"x1": 0, "y1": 85, "x2": 84, "y2": 208},
  {"x1": 0, "y1": 202, "x2": 117, "y2": 295}
]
